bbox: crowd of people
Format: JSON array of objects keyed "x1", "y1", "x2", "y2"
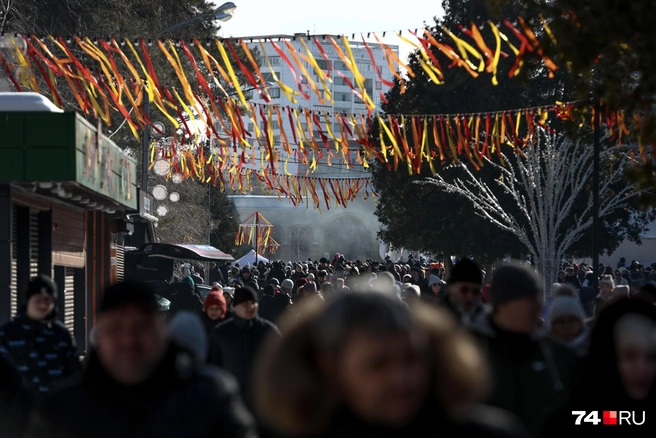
[{"x1": 0, "y1": 253, "x2": 655, "y2": 438}]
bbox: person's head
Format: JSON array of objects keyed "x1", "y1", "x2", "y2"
[
  {"x1": 25, "y1": 275, "x2": 58, "y2": 321},
  {"x1": 232, "y1": 287, "x2": 259, "y2": 320},
  {"x1": 94, "y1": 282, "x2": 167, "y2": 385},
  {"x1": 241, "y1": 267, "x2": 251, "y2": 279},
  {"x1": 301, "y1": 282, "x2": 318, "y2": 297},
  {"x1": 222, "y1": 287, "x2": 235, "y2": 306},
  {"x1": 614, "y1": 313, "x2": 656, "y2": 400},
  {"x1": 558, "y1": 271, "x2": 566, "y2": 281},
  {"x1": 254, "y1": 291, "x2": 487, "y2": 435},
  {"x1": 490, "y1": 263, "x2": 542, "y2": 334},
  {"x1": 428, "y1": 275, "x2": 443, "y2": 296},
  {"x1": 600, "y1": 275, "x2": 615, "y2": 297},
  {"x1": 321, "y1": 282, "x2": 335, "y2": 296},
  {"x1": 548, "y1": 296, "x2": 586, "y2": 342},
  {"x1": 317, "y1": 270, "x2": 328, "y2": 283},
  {"x1": 551, "y1": 283, "x2": 578, "y2": 298},
  {"x1": 402, "y1": 284, "x2": 421, "y2": 303},
  {"x1": 372, "y1": 271, "x2": 396, "y2": 292},
  {"x1": 181, "y1": 276, "x2": 195, "y2": 292},
  {"x1": 281, "y1": 279, "x2": 294, "y2": 295},
  {"x1": 565, "y1": 267, "x2": 575, "y2": 277},
  {"x1": 203, "y1": 289, "x2": 227, "y2": 321},
  {"x1": 263, "y1": 285, "x2": 276, "y2": 297},
  {"x1": 448, "y1": 258, "x2": 483, "y2": 312},
  {"x1": 295, "y1": 278, "x2": 308, "y2": 291}
]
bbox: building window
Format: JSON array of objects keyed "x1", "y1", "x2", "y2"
[
  {"x1": 260, "y1": 120, "x2": 280, "y2": 130},
  {"x1": 269, "y1": 88, "x2": 281, "y2": 98},
  {"x1": 262, "y1": 72, "x2": 275, "y2": 84},
  {"x1": 316, "y1": 59, "x2": 330, "y2": 70},
  {"x1": 334, "y1": 76, "x2": 353, "y2": 86},
  {"x1": 376, "y1": 80, "x2": 382, "y2": 90},
  {"x1": 334, "y1": 61, "x2": 347, "y2": 70},
  {"x1": 354, "y1": 96, "x2": 364, "y2": 105},
  {"x1": 335, "y1": 93, "x2": 350, "y2": 102},
  {"x1": 247, "y1": 123, "x2": 254, "y2": 131},
  {"x1": 364, "y1": 79, "x2": 373, "y2": 95},
  {"x1": 268, "y1": 56, "x2": 281, "y2": 67}
]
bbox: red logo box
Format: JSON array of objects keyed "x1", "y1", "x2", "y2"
[{"x1": 603, "y1": 411, "x2": 617, "y2": 425}]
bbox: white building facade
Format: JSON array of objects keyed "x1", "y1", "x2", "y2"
[{"x1": 232, "y1": 35, "x2": 399, "y2": 261}]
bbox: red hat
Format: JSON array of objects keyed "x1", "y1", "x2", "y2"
[
  {"x1": 203, "y1": 290, "x2": 227, "y2": 315},
  {"x1": 296, "y1": 278, "x2": 308, "y2": 288}
]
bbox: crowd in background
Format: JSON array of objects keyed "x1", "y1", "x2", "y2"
[{"x1": 0, "y1": 252, "x2": 655, "y2": 438}]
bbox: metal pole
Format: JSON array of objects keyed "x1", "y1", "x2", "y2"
[
  {"x1": 141, "y1": 92, "x2": 150, "y2": 192},
  {"x1": 207, "y1": 184, "x2": 211, "y2": 245},
  {"x1": 592, "y1": 103, "x2": 601, "y2": 292},
  {"x1": 254, "y1": 213, "x2": 259, "y2": 267}
]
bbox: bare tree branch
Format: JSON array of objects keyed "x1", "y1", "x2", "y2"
[{"x1": 420, "y1": 128, "x2": 648, "y2": 301}]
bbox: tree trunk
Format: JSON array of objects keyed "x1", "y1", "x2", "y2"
[
  {"x1": 537, "y1": 253, "x2": 559, "y2": 305},
  {"x1": 445, "y1": 256, "x2": 454, "y2": 281}
]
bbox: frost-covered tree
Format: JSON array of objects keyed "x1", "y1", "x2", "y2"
[{"x1": 423, "y1": 129, "x2": 649, "y2": 300}]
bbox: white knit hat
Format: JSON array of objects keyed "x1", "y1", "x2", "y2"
[{"x1": 548, "y1": 296, "x2": 585, "y2": 325}]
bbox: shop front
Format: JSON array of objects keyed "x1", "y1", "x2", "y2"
[{"x1": 0, "y1": 96, "x2": 140, "y2": 351}]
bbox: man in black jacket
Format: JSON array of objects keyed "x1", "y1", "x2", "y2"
[
  {"x1": 209, "y1": 287, "x2": 281, "y2": 404},
  {"x1": 25, "y1": 282, "x2": 256, "y2": 438}
]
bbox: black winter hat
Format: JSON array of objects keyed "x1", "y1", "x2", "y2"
[
  {"x1": 233, "y1": 287, "x2": 258, "y2": 307},
  {"x1": 99, "y1": 282, "x2": 159, "y2": 315},
  {"x1": 450, "y1": 258, "x2": 482, "y2": 284},
  {"x1": 26, "y1": 275, "x2": 58, "y2": 302},
  {"x1": 490, "y1": 263, "x2": 541, "y2": 306}
]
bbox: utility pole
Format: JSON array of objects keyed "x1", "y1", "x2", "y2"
[{"x1": 592, "y1": 102, "x2": 601, "y2": 292}]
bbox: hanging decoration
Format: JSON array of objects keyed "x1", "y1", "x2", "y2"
[
  {"x1": 0, "y1": 19, "x2": 557, "y2": 136},
  {"x1": 234, "y1": 212, "x2": 275, "y2": 256}
]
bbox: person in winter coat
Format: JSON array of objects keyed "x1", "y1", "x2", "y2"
[
  {"x1": 547, "y1": 296, "x2": 590, "y2": 357},
  {"x1": 201, "y1": 286, "x2": 228, "y2": 334},
  {"x1": 24, "y1": 282, "x2": 257, "y2": 438},
  {"x1": 0, "y1": 352, "x2": 33, "y2": 438},
  {"x1": 169, "y1": 276, "x2": 204, "y2": 316},
  {"x1": 208, "y1": 287, "x2": 281, "y2": 404},
  {"x1": 0, "y1": 275, "x2": 81, "y2": 396},
  {"x1": 427, "y1": 274, "x2": 444, "y2": 301},
  {"x1": 542, "y1": 298, "x2": 656, "y2": 438},
  {"x1": 469, "y1": 263, "x2": 576, "y2": 437},
  {"x1": 253, "y1": 291, "x2": 528, "y2": 438},
  {"x1": 223, "y1": 287, "x2": 235, "y2": 320},
  {"x1": 438, "y1": 258, "x2": 488, "y2": 327},
  {"x1": 258, "y1": 285, "x2": 277, "y2": 323}
]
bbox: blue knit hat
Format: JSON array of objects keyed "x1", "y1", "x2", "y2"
[{"x1": 182, "y1": 276, "x2": 195, "y2": 288}]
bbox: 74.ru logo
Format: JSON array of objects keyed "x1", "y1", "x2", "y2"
[{"x1": 572, "y1": 411, "x2": 646, "y2": 426}]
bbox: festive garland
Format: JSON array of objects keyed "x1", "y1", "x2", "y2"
[
  {"x1": 0, "y1": 19, "x2": 556, "y2": 135},
  {"x1": 149, "y1": 100, "x2": 631, "y2": 178}
]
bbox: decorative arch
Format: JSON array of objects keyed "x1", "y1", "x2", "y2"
[{"x1": 290, "y1": 225, "x2": 313, "y2": 262}]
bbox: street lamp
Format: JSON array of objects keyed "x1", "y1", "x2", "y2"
[
  {"x1": 154, "y1": 2, "x2": 237, "y2": 39},
  {"x1": 142, "y1": 2, "x2": 238, "y2": 192}
]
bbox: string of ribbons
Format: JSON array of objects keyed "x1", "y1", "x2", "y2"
[
  {"x1": 150, "y1": 101, "x2": 633, "y2": 180},
  {"x1": 0, "y1": 18, "x2": 558, "y2": 140}
]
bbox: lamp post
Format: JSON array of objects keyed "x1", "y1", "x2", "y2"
[{"x1": 142, "y1": 2, "x2": 237, "y2": 193}]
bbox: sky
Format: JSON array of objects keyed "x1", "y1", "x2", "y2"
[{"x1": 214, "y1": 0, "x2": 445, "y2": 63}]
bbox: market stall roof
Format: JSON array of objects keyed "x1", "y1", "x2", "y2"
[
  {"x1": 233, "y1": 250, "x2": 270, "y2": 266},
  {"x1": 134, "y1": 243, "x2": 234, "y2": 261}
]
